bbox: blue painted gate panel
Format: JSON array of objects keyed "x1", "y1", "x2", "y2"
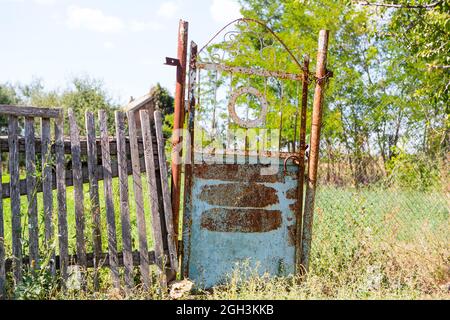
[{"x1": 184, "y1": 160, "x2": 299, "y2": 288}]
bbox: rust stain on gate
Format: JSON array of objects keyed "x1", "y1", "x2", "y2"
[
  {"x1": 201, "y1": 208, "x2": 282, "y2": 233},
  {"x1": 199, "y1": 183, "x2": 278, "y2": 207},
  {"x1": 184, "y1": 160, "x2": 300, "y2": 287}
]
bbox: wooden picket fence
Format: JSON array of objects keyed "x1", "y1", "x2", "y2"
[{"x1": 0, "y1": 105, "x2": 178, "y2": 298}]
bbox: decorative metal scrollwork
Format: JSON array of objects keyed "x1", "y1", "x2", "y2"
[
  {"x1": 198, "y1": 18, "x2": 303, "y2": 73},
  {"x1": 227, "y1": 87, "x2": 268, "y2": 128}
]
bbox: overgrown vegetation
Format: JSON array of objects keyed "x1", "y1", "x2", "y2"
[
  {"x1": 238, "y1": 0, "x2": 449, "y2": 187},
  {"x1": 0, "y1": 179, "x2": 447, "y2": 299},
  {"x1": 0, "y1": 0, "x2": 448, "y2": 300}
]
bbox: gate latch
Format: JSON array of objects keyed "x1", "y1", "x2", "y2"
[
  {"x1": 283, "y1": 145, "x2": 309, "y2": 176},
  {"x1": 164, "y1": 57, "x2": 180, "y2": 67},
  {"x1": 283, "y1": 155, "x2": 301, "y2": 176}
]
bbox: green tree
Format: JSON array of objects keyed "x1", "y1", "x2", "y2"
[
  {"x1": 0, "y1": 83, "x2": 20, "y2": 134},
  {"x1": 19, "y1": 76, "x2": 119, "y2": 133},
  {"x1": 372, "y1": 0, "x2": 449, "y2": 159},
  {"x1": 150, "y1": 83, "x2": 174, "y2": 116},
  {"x1": 239, "y1": 0, "x2": 383, "y2": 185},
  {"x1": 237, "y1": 0, "x2": 447, "y2": 186},
  {"x1": 149, "y1": 83, "x2": 175, "y2": 140},
  {"x1": 61, "y1": 76, "x2": 118, "y2": 132}
]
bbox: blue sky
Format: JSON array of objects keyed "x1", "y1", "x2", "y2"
[{"x1": 0, "y1": 0, "x2": 242, "y2": 104}]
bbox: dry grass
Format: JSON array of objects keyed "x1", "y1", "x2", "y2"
[{"x1": 3, "y1": 184, "x2": 449, "y2": 300}]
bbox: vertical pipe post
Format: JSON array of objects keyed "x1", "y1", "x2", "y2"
[
  {"x1": 171, "y1": 19, "x2": 188, "y2": 251},
  {"x1": 295, "y1": 55, "x2": 310, "y2": 275},
  {"x1": 301, "y1": 30, "x2": 329, "y2": 272},
  {"x1": 182, "y1": 41, "x2": 197, "y2": 278}
]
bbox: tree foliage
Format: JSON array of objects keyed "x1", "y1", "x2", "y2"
[
  {"x1": 237, "y1": 0, "x2": 448, "y2": 188},
  {"x1": 150, "y1": 83, "x2": 174, "y2": 116},
  {"x1": 12, "y1": 76, "x2": 120, "y2": 133},
  {"x1": 0, "y1": 83, "x2": 19, "y2": 134}
]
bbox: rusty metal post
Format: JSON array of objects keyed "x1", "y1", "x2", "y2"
[
  {"x1": 182, "y1": 41, "x2": 198, "y2": 278},
  {"x1": 171, "y1": 20, "x2": 188, "y2": 253},
  {"x1": 300, "y1": 30, "x2": 329, "y2": 272},
  {"x1": 295, "y1": 55, "x2": 310, "y2": 274}
]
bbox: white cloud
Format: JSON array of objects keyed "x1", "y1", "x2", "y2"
[
  {"x1": 157, "y1": 1, "x2": 178, "y2": 18},
  {"x1": 33, "y1": 0, "x2": 56, "y2": 5},
  {"x1": 0, "y1": 0, "x2": 55, "y2": 4},
  {"x1": 65, "y1": 6, "x2": 164, "y2": 34},
  {"x1": 210, "y1": 0, "x2": 241, "y2": 23},
  {"x1": 66, "y1": 6, "x2": 125, "y2": 33},
  {"x1": 142, "y1": 59, "x2": 157, "y2": 66},
  {"x1": 103, "y1": 41, "x2": 115, "y2": 49},
  {"x1": 129, "y1": 20, "x2": 163, "y2": 32}
]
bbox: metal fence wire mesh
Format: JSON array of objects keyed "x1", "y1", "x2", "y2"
[{"x1": 310, "y1": 157, "x2": 449, "y2": 294}]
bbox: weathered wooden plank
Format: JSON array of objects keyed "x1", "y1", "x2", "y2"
[
  {"x1": 68, "y1": 109, "x2": 87, "y2": 283},
  {"x1": 1, "y1": 157, "x2": 149, "y2": 199},
  {"x1": 0, "y1": 135, "x2": 156, "y2": 157},
  {"x1": 0, "y1": 105, "x2": 62, "y2": 118},
  {"x1": 154, "y1": 110, "x2": 178, "y2": 273},
  {"x1": 99, "y1": 110, "x2": 120, "y2": 289},
  {"x1": 25, "y1": 117, "x2": 39, "y2": 269},
  {"x1": 85, "y1": 111, "x2": 102, "y2": 290},
  {"x1": 115, "y1": 111, "x2": 134, "y2": 289},
  {"x1": 140, "y1": 110, "x2": 165, "y2": 280},
  {"x1": 127, "y1": 110, "x2": 151, "y2": 289},
  {"x1": 0, "y1": 152, "x2": 5, "y2": 299},
  {"x1": 41, "y1": 119, "x2": 53, "y2": 255},
  {"x1": 5, "y1": 249, "x2": 168, "y2": 272},
  {"x1": 55, "y1": 116, "x2": 69, "y2": 281},
  {"x1": 8, "y1": 115, "x2": 22, "y2": 283}
]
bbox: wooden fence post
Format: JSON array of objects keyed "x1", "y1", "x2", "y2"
[
  {"x1": 85, "y1": 111, "x2": 102, "y2": 290},
  {"x1": 68, "y1": 109, "x2": 87, "y2": 288},
  {"x1": 55, "y1": 115, "x2": 69, "y2": 282},
  {"x1": 41, "y1": 117, "x2": 55, "y2": 274},
  {"x1": 140, "y1": 110, "x2": 166, "y2": 287},
  {"x1": 25, "y1": 117, "x2": 39, "y2": 270},
  {"x1": 300, "y1": 30, "x2": 330, "y2": 272},
  {"x1": 0, "y1": 152, "x2": 5, "y2": 299},
  {"x1": 8, "y1": 116, "x2": 22, "y2": 283},
  {"x1": 154, "y1": 110, "x2": 178, "y2": 273},
  {"x1": 99, "y1": 110, "x2": 120, "y2": 289},
  {"x1": 127, "y1": 110, "x2": 151, "y2": 289},
  {"x1": 115, "y1": 111, "x2": 134, "y2": 289}
]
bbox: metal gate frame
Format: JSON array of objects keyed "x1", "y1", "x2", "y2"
[{"x1": 169, "y1": 19, "x2": 330, "y2": 284}]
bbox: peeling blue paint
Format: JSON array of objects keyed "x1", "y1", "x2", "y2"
[{"x1": 184, "y1": 159, "x2": 298, "y2": 288}]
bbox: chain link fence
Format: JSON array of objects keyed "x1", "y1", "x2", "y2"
[{"x1": 310, "y1": 156, "x2": 449, "y2": 295}]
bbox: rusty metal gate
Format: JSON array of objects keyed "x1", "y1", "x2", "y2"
[{"x1": 181, "y1": 19, "x2": 329, "y2": 288}]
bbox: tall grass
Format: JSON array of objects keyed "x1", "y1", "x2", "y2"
[{"x1": 194, "y1": 187, "x2": 449, "y2": 300}]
